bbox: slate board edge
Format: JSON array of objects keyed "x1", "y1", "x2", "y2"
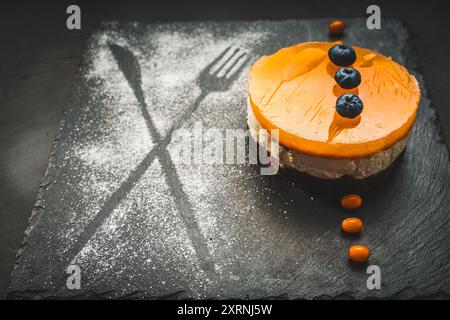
[
  {"x1": 4, "y1": 31, "x2": 95, "y2": 299},
  {"x1": 400, "y1": 21, "x2": 449, "y2": 153},
  {"x1": 6, "y1": 19, "x2": 450, "y2": 300}
]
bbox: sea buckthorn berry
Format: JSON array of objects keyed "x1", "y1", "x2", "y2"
[
  {"x1": 340, "y1": 194, "x2": 362, "y2": 209},
  {"x1": 336, "y1": 94, "x2": 363, "y2": 119},
  {"x1": 328, "y1": 44, "x2": 356, "y2": 67},
  {"x1": 349, "y1": 245, "x2": 370, "y2": 262},
  {"x1": 329, "y1": 20, "x2": 347, "y2": 35},
  {"x1": 341, "y1": 217, "x2": 363, "y2": 233},
  {"x1": 335, "y1": 67, "x2": 361, "y2": 89}
]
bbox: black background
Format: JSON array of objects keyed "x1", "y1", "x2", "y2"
[{"x1": 1, "y1": 0, "x2": 449, "y2": 298}]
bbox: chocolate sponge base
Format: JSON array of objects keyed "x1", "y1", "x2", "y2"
[{"x1": 275, "y1": 150, "x2": 406, "y2": 196}]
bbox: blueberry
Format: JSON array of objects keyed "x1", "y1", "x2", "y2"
[
  {"x1": 335, "y1": 67, "x2": 361, "y2": 89},
  {"x1": 336, "y1": 94, "x2": 363, "y2": 119},
  {"x1": 328, "y1": 44, "x2": 357, "y2": 67}
]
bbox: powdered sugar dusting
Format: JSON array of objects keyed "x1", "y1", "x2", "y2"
[
  {"x1": 47, "y1": 29, "x2": 155, "y2": 254},
  {"x1": 66, "y1": 22, "x2": 273, "y2": 297},
  {"x1": 52, "y1": 22, "x2": 270, "y2": 296},
  {"x1": 73, "y1": 159, "x2": 209, "y2": 297},
  {"x1": 138, "y1": 24, "x2": 269, "y2": 137}
]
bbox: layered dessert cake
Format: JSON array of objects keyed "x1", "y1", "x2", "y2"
[{"x1": 247, "y1": 42, "x2": 420, "y2": 190}]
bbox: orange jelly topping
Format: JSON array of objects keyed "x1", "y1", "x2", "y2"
[{"x1": 248, "y1": 42, "x2": 421, "y2": 158}]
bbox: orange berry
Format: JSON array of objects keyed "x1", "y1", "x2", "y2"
[
  {"x1": 349, "y1": 245, "x2": 370, "y2": 262},
  {"x1": 340, "y1": 194, "x2": 362, "y2": 209},
  {"x1": 341, "y1": 217, "x2": 363, "y2": 233},
  {"x1": 329, "y1": 20, "x2": 347, "y2": 35}
]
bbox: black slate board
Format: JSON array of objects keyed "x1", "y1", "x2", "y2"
[{"x1": 7, "y1": 19, "x2": 450, "y2": 299}]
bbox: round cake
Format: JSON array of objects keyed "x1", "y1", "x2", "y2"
[{"x1": 247, "y1": 42, "x2": 420, "y2": 185}]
